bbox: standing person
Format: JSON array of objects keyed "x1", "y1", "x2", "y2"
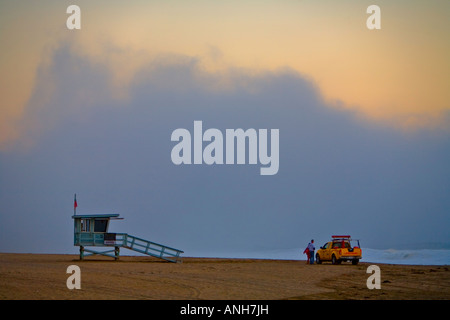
[
  {"x1": 307, "y1": 240, "x2": 315, "y2": 264},
  {"x1": 303, "y1": 246, "x2": 310, "y2": 264}
]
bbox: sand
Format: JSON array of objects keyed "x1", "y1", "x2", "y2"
[{"x1": 0, "y1": 253, "x2": 448, "y2": 300}]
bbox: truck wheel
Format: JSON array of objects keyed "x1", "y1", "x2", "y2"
[
  {"x1": 316, "y1": 254, "x2": 322, "y2": 264},
  {"x1": 331, "y1": 255, "x2": 337, "y2": 265},
  {"x1": 352, "y1": 259, "x2": 359, "y2": 265}
]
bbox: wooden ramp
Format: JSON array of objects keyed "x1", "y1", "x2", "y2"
[{"x1": 116, "y1": 233, "x2": 183, "y2": 263}]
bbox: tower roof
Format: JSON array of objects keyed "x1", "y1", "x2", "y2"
[{"x1": 72, "y1": 214, "x2": 121, "y2": 219}]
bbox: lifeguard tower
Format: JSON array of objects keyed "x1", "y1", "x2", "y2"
[{"x1": 72, "y1": 214, "x2": 183, "y2": 263}]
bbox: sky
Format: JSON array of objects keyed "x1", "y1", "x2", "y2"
[{"x1": 0, "y1": 1, "x2": 449, "y2": 256}]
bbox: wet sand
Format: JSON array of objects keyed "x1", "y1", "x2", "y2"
[{"x1": 0, "y1": 253, "x2": 448, "y2": 300}]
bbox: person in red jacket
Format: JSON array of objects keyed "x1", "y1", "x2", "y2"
[{"x1": 303, "y1": 246, "x2": 310, "y2": 264}]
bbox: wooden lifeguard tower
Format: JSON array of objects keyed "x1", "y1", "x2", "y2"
[{"x1": 72, "y1": 213, "x2": 184, "y2": 263}]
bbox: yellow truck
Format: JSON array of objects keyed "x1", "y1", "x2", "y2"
[{"x1": 315, "y1": 235, "x2": 362, "y2": 265}]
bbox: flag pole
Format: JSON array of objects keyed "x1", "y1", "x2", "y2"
[{"x1": 74, "y1": 193, "x2": 77, "y2": 216}]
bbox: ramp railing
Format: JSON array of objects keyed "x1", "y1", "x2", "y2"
[{"x1": 115, "y1": 233, "x2": 183, "y2": 263}]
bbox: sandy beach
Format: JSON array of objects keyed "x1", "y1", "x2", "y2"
[{"x1": 0, "y1": 253, "x2": 448, "y2": 300}]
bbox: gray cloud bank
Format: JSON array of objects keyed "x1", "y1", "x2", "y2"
[{"x1": 1, "y1": 44, "x2": 449, "y2": 256}]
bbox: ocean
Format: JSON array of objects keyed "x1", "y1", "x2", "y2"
[{"x1": 189, "y1": 247, "x2": 450, "y2": 266}]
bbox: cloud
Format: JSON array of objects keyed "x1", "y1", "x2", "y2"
[{"x1": 2, "y1": 1, "x2": 450, "y2": 151}]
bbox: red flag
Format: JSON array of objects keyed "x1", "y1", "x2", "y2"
[{"x1": 74, "y1": 194, "x2": 78, "y2": 209}]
